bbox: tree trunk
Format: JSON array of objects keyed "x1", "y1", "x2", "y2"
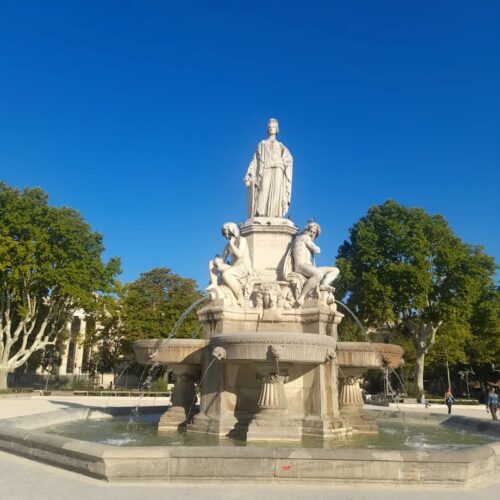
[
  {"x1": 0, "y1": 367, "x2": 10, "y2": 390},
  {"x1": 408, "y1": 319, "x2": 440, "y2": 395},
  {"x1": 415, "y1": 351, "x2": 426, "y2": 393},
  {"x1": 445, "y1": 360, "x2": 451, "y2": 390}
]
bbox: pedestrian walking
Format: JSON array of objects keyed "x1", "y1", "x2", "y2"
[
  {"x1": 486, "y1": 387, "x2": 499, "y2": 421},
  {"x1": 420, "y1": 393, "x2": 431, "y2": 408},
  {"x1": 445, "y1": 388, "x2": 455, "y2": 414}
]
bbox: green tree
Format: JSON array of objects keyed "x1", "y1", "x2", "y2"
[
  {"x1": 336, "y1": 200, "x2": 496, "y2": 392},
  {"x1": 82, "y1": 295, "x2": 125, "y2": 383},
  {"x1": 120, "y1": 267, "x2": 203, "y2": 352},
  {"x1": 466, "y1": 285, "x2": 500, "y2": 390},
  {"x1": 0, "y1": 183, "x2": 120, "y2": 389},
  {"x1": 425, "y1": 319, "x2": 471, "y2": 390},
  {"x1": 337, "y1": 315, "x2": 366, "y2": 342}
]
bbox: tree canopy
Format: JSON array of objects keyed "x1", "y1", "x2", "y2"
[
  {"x1": 0, "y1": 183, "x2": 120, "y2": 389},
  {"x1": 336, "y1": 200, "x2": 497, "y2": 392},
  {"x1": 120, "y1": 267, "x2": 203, "y2": 351},
  {"x1": 465, "y1": 285, "x2": 500, "y2": 385}
]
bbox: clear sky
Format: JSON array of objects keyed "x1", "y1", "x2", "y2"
[{"x1": 1, "y1": 1, "x2": 498, "y2": 288}]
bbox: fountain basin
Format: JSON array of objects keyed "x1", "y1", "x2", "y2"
[
  {"x1": 372, "y1": 342, "x2": 404, "y2": 368},
  {"x1": 336, "y1": 342, "x2": 404, "y2": 370},
  {"x1": 133, "y1": 338, "x2": 206, "y2": 365},
  {"x1": 210, "y1": 332, "x2": 336, "y2": 364},
  {"x1": 336, "y1": 341, "x2": 381, "y2": 370},
  {"x1": 0, "y1": 407, "x2": 499, "y2": 483}
]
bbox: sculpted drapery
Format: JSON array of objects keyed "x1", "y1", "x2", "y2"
[{"x1": 244, "y1": 119, "x2": 293, "y2": 218}]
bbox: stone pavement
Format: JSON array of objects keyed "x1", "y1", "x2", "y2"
[
  {"x1": 367, "y1": 401, "x2": 494, "y2": 420},
  {"x1": 0, "y1": 395, "x2": 498, "y2": 499},
  {"x1": 0, "y1": 394, "x2": 171, "y2": 419}
]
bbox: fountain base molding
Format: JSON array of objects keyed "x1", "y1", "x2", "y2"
[
  {"x1": 158, "y1": 407, "x2": 187, "y2": 433},
  {"x1": 246, "y1": 416, "x2": 302, "y2": 442}
]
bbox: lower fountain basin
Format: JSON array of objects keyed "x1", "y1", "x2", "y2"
[
  {"x1": 210, "y1": 332, "x2": 336, "y2": 364},
  {"x1": 336, "y1": 342, "x2": 404, "y2": 370},
  {"x1": 133, "y1": 338, "x2": 206, "y2": 365},
  {"x1": 1, "y1": 407, "x2": 498, "y2": 483},
  {"x1": 336, "y1": 341, "x2": 381, "y2": 370},
  {"x1": 372, "y1": 342, "x2": 404, "y2": 368}
]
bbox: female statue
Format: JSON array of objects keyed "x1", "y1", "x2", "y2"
[{"x1": 244, "y1": 118, "x2": 293, "y2": 218}]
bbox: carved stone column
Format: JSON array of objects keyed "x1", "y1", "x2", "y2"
[
  {"x1": 339, "y1": 367, "x2": 377, "y2": 432},
  {"x1": 158, "y1": 364, "x2": 200, "y2": 433},
  {"x1": 246, "y1": 367, "x2": 300, "y2": 441},
  {"x1": 340, "y1": 375, "x2": 364, "y2": 407},
  {"x1": 256, "y1": 373, "x2": 288, "y2": 415}
]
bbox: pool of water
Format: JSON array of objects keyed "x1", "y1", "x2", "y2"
[{"x1": 41, "y1": 413, "x2": 494, "y2": 450}]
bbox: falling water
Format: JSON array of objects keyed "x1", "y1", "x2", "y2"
[
  {"x1": 101, "y1": 362, "x2": 132, "y2": 410},
  {"x1": 388, "y1": 366, "x2": 407, "y2": 396},
  {"x1": 334, "y1": 300, "x2": 370, "y2": 340},
  {"x1": 128, "y1": 295, "x2": 209, "y2": 424},
  {"x1": 128, "y1": 362, "x2": 162, "y2": 431},
  {"x1": 114, "y1": 361, "x2": 131, "y2": 388},
  {"x1": 191, "y1": 324, "x2": 203, "y2": 339},
  {"x1": 169, "y1": 295, "x2": 208, "y2": 339},
  {"x1": 184, "y1": 356, "x2": 217, "y2": 429}
]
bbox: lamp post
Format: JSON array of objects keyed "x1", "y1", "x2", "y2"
[{"x1": 458, "y1": 368, "x2": 474, "y2": 400}]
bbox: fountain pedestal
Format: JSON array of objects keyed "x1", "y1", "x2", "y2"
[
  {"x1": 158, "y1": 365, "x2": 200, "y2": 432},
  {"x1": 246, "y1": 369, "x2": 301, "y2": 442},
  {"x1": 338, "y1": 367, "x2": 376, "y2": 432},
  {"x1": 188, "y1": 331, "x2": 348, "y2": 440},
  {"x1": 337, "y1": 342, "x2": 404, "y2": 432},
  {"x1": 132, "y1": 339, "x2": 206, "y2": 433},
  {"x1": 240, "y1": 218, "x2": 297, "y2": 282}
]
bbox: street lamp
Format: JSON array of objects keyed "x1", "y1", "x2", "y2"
[{"x1": 458, "y1": 368, "x2": 475, "y2": 400}]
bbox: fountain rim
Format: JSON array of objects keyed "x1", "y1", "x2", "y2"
[{"x1": 0, "y1": 407, "x2": 498, "y2": 484}]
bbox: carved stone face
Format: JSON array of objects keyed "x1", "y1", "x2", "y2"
[
  {"x1": 262, "y1": 290, "x2": 275, "y2": 309},
  {"x1": 308, "y1": 226, "x2": 319, "y2": 240},
  {"x1": 221, "y1": 222, "x2": 239, "y2": 240},
  {"x1": 267, "y1": 122, "x2": 278, "y2": 136}
]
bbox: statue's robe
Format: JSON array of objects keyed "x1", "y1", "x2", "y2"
[{"x1": 246, "y1": 139, "x2": 293, "y2": 218}]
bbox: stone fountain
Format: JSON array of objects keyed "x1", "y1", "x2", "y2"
[
  {"x1": 0, "y1": 120, "x2": 498, "y2": 486},
  {"x1": 134, "y1": 118, "x2": 403, "y2": 442}
]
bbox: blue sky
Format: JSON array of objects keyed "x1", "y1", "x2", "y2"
[{"x1": 1, "y1": 1, "x2": 498, "y2": 287}]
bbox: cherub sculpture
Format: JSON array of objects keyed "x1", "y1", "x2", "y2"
[
  {"x1": 286, "y1": 221, "x2": 340, "y2": 306},
  {"x1": 208, "y1": 222, "x2": 254, "y2": 305}
]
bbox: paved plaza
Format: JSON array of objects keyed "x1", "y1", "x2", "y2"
[{"x1": 0, "y1": 395, "x2": 498, "y2": 499}]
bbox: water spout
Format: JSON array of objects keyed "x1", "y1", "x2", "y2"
[
  {"x1": 169, "y1": 295, "x2": 208, "y2": 339},
  {"x1": 334, "y1": 300, "x2": 370, "y2": 340},
  {"x1": 184, "y1": 356, "x2": 217, "y2": 429}
]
